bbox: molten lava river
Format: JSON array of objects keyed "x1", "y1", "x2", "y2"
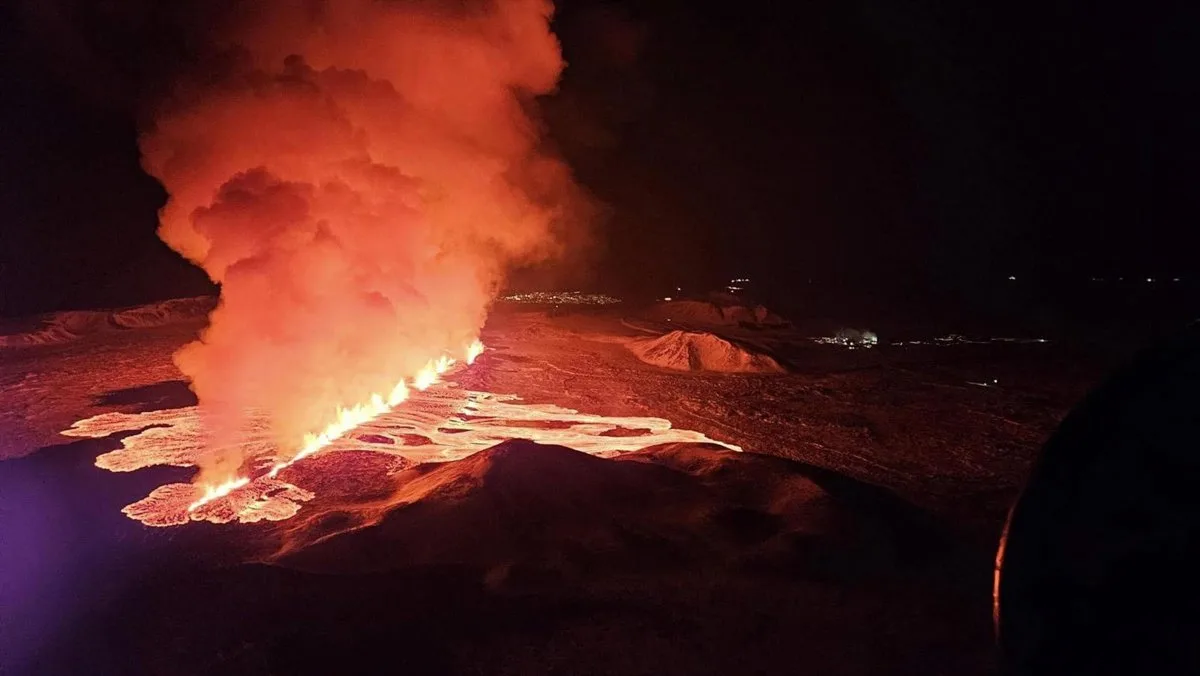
[{"x1": 62, "y1": 349, "x2": 740, "y2": 527}]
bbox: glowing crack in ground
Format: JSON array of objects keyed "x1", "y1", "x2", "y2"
[{"x1": 63, "y1": 384, "x2": 741, "y2": 527}]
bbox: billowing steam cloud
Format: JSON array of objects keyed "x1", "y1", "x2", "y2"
[{"x1": 140, "y1": 0, "x2": 585, "y2": 483}]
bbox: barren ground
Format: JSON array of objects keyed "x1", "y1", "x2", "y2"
[{"x1": 0, "y1": 303, "x2": 1112, "y2": 675}]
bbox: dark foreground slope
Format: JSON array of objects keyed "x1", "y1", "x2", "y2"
[{"x1": 9, "y1": 440, "x2": 990, "y2": 676}]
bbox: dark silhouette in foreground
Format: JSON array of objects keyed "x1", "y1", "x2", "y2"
[{"x1": 998, "y1": 328, "x2": 1200, "y2": 675}]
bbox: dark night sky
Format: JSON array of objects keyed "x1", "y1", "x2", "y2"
[{"x1": 1, "y1": 0, "x2": 1197, "y2": 316}]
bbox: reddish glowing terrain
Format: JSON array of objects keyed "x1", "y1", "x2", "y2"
[
  {"x1": 62, "y1": 374, "x2": 741, "y2": 526},
  {"x1": 0, "y1": 300, "x2": 1102, "y2": 675}
]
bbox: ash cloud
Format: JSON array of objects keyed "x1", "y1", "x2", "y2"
[{"x1": 139, "y1": 0, "x2": 588, "y2": 482}]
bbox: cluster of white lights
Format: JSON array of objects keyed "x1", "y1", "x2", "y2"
[
  {"x1": 726, "y1": 277, "x2": 750, "y2": 293},
  {"x1": 501, "y1": 291, "x2": 622, "y2": 305},
  {"x1": 811, "y1": 331, "x2": 879, "y2": 349}
]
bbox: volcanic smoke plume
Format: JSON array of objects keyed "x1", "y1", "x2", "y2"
[{"x1": 140, "y1": 0, "x2": 585, "y2": 484}]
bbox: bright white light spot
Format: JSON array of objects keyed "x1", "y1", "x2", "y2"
[{"x1": 1007, "y1": 276, "x2": 1017, "y2": 281}]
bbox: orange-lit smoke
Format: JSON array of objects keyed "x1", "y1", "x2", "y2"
[{"x1": 139, "y1": 0, "x2": 584, "y2": 484}]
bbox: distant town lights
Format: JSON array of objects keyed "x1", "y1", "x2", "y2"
[{"x1": 500, "y1": 291, "x2": 621, "y2": 305}]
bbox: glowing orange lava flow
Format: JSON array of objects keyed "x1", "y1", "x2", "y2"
[
  {"x1": 187, "y1": 340, "x2": 486, "y2": 511},
  {"x1": 186, "y1": 476, "x2": 250, "y2": 511}
]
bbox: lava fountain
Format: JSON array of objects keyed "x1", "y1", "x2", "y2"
[{"x1": 139, "y1": 0, "x2": 589, "y2": 496}]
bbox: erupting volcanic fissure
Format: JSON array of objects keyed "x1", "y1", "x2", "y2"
[
  {"x1": 185, "y1": 340, "x2": 485, "y2": 512},
  {"x1": 139, "y1": 0, "x2": 587, "y2": 497},
  {"x1": 65, "y1": 372, "x2": 742, "y2": 527}
]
